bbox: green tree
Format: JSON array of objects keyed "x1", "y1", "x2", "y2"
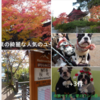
[
  {"x1": 2, "y1": 50, "x2": 29, "y2": 88},
  {"x1": 14, "y1": 67, "x2": 29, "y2": 82},
  {"x1": 73, "y1": 0, "x2": 100, "y2": 10},
  {"x1": 52, "y1": 16, "x2": 56, "y2": 22}
]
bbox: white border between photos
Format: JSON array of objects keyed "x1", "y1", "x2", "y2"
[{"x1": 0, "y1": 0, "x2": 2, "y2": 100}]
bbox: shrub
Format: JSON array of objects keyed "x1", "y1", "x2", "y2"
[
  {"x1": 54, "y1": 20, "x2": 100, "y2": 32},
  {"x1": 85, "y1": 25, "x2": 100, "y2": 33}
]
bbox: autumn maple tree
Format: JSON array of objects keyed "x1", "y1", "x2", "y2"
[
  {"x1": 89, "y1": 5, "x2": 100, "y2": 22},
  {"x1": 53, "y1": 12, "x2": 68, "y2": 26},
  {"x1": 2, "y1": 0, "x2": 51, "y2": 43}
]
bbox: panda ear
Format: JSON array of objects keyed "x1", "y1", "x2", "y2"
[{"x1": 58, "y1": 67, "x2": 62, "y2": 72}]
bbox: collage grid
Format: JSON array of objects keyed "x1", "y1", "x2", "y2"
[{"x1": 1, "y1": 0, "x2": 100, "y2": 100}]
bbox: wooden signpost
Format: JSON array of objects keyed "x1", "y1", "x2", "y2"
[{"x1": 29, "y1": 51, "x2": 51, "y2": 100}]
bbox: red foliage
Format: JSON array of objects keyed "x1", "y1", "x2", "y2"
[
  {"x1": 30, "y1": 24, "x2": 51, "y2": 41},
  {"x1": 52, "y1": 19, "x2": 60, "y2": 26},
  {"x1": 89, "y1": 5, "x2": 100, "y2": 22},
  {"x1": 2, "y1": 0, "x2": 51, "y2": 42},
  {"x1": 53, "y1": 12, "x2": 68, "y2": 26},
  {"x1": 89, "y1": 18, "x2": 97, "y2": 22}
]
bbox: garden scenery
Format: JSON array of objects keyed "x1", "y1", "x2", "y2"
[
  {"x1": 2, "y1": 0, "x2": 51, "y2": 49},
  {"x1": 2, "y1": 50, "x2": 29, "y2": 100},
  {"x1": 52, "y1": 0, "x2": 100, "y2": 33}
]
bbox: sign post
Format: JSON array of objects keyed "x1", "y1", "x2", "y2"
[{"x1": 29, "y1": 51, "x2": 51, "y2": 100}]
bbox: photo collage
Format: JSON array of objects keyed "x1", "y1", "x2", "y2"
[{"x1": 1, "y1": 0, "x2": 100, "y2": 100}]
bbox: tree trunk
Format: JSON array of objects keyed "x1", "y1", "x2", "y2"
[{"x1": 9, "y1": 66, "x2": 13, "y2": 87}]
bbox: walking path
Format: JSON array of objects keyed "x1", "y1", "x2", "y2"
[
  {"x1": 2, "y1": 85, "x2": 19, "y2": 100},
  {"x1": 2, "y1": 82, "x2": 30, "y2": 100},
  {"x1": 2, "y1": 83, "x2": 21, "y2": 100}
]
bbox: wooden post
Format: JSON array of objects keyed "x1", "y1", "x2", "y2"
[
  {"x1": 22, "y1": 84, "x2": 27, "y2": 100},
  {"x1": 16, "y1": 80, "x2": 18, "y2": 93},
  {"x1": 29, "y1": 51, "x2": 51, "y2": 100},
  {"x1": 29, "y1": 51, "x2": 35, "y2": 100}
]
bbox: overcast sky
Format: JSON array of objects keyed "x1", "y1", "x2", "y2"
[{"x1": 51, "y1": 0, "x2": 79, "y2": 17}]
